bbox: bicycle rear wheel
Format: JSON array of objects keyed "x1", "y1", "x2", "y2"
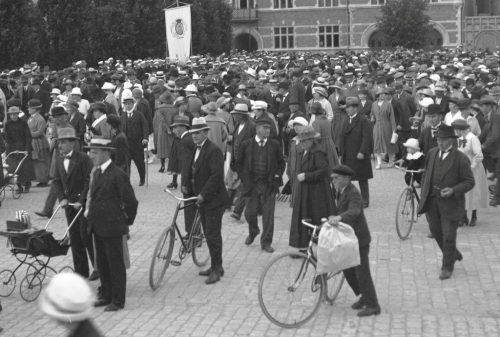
[
  {"x1": 258, "y1": 252, "x2": 324, "y2": 329},
  {"x1": 395, "y1": 188, "x2": 415, "y2": 240},
  {"x1": 192, "y1": 218, "x2": 210, "y2": 267},
  {"x1": 149, "y1": 226, "x2": 175, "y2": 290},
  {"x1": 324, "y1": 271, "x2": 345, "y2": 305}
]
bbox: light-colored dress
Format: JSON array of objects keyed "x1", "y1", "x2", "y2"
[
  {"x1": 28, "y1": 113, "x2": 50, "y2": 183},
  {"x1": 457, "y1": 132, "x2": 488, "y2": 211},
  {"x1": 371, "y1": 100, "x2": 397, "y2": 154}
]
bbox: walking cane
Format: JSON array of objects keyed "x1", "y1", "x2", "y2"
[{"x1": 144, "y1": 147, "x2": 149, "y2": 187}]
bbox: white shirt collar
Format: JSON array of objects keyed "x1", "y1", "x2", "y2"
[
  {"x1": 255, "y1": 135, "x2": 267, "y2": 145},
  {"x1": 91, "y1": 114, "x2": 107, "y2": 128},
  {"x1": 196, "y1": 138, "x2": 208, "y2": 149},
  {"x1": 100, "y1": 159, "x2": 112, "y2": 173}
]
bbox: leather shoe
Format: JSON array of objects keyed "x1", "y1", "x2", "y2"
[
  {"x1": 205, "y1": 270, "x2": 221, "y2": 285},
  {"x1": 427, "y1": 233, "x2": 434, "y2": 239},
  {"x1": 139, "y1": 180, "x2": 145, "y2": 186},
  {"x1": 469, "y1": 217, "x2": 477, "y2": 227},
  {"x1": 104, "y1": 303, "x2": 123, "y2": 312},
  {"x1": 245, "y1": 232, "x2": 259, "y2": 245},
  {"x1": 455, "y1": 252, "x2": 463, "y2": 262},
  {"x1": 199, "y1": 268, "x2": 224, "y2": 277},
  {"x1": 36, "y1": 182, "x2": 48, "y2": 187},
  {"x1": 439, "y1": 269, "x2": 453, "y2": 280},
  {"x1": 94, "y1": 298, "x2": 111, "y2": 307},
  {"x1": 261, "y1": 245, "x2": 275, "y2": 253},
  {"x1": 88, "y1": 270, "x2": 99, "y2": 281},
  {"x1": 351, "y1": 298, "x2": 365, "y2": 310},
  {"x1": 357, "y1": 306, "x2": 381, "y2": 317},
  {"x1": 35, "y1": 211, "x2": 52, "y2": 218}
]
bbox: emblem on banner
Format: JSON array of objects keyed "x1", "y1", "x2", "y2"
[{"x1": 171, "y1": 18, "x2": 186, "y2": 39}]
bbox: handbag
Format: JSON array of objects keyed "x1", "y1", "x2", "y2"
[
  {"x1": 316, "y1": 222, "x2": 360, "y2": 275},
  {"x1": 390, "y1": 132, "x2": 399, "y2": 144}
]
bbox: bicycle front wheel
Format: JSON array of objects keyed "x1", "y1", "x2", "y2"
[
  {"x1": 395, "y1": 188, "x2": 415, "y2": 240},
  {"x1": 149, "y1": 226, "x2": 175, "y2": 290},
  {"x1": 192, "y1": 218, "x2": 210, "y2": 267},
  {"x1": 324, "y1": 271, "x2": 345, "y2": 305},
  {"x1": 258, "y1": 252, "x2": 324, "y2": 329}
]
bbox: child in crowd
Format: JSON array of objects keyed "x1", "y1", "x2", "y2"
[{"x1": 393, "y1": 138, "x2": 425, "y2": 186}]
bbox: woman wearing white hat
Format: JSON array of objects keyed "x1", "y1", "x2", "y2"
[
  {"x1": 40, "y1": 272, "x2": 103, "y2": 337},
  {"x1": 70, "y1": 87, "x2": 90, "y2": 117}
]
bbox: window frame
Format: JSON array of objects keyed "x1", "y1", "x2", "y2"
[
  {"x1": 274, "y1": 26, "x2": 294, "y2": 49},
  {"x1": 318, "y1": 24, "x2": 340, "y2": 48}
]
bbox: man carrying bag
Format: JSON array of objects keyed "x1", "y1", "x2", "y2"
[{"x1": 328, "y1": 164, "x2": 381, "y2": 317}]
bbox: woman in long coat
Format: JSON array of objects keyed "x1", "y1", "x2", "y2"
[
  {"x1": 289, "y1": 126, "x2": 335, "y2": 249},
  {"x1": 452, "y1": 120, "x2": 488, "y2": 227},
  {"x1": 4, "y1": 107, "x2": 34, "y2": 193},
  {"x1": 371, "y1": 90, "x2": 397, "y2": 169},
  {"x1": 310, "y1": 102, "x2": 339, "y2": 170},
  {"x1": 27, "y1": 100, "x2": 50, "y2": 186},
  {"x1": 155, "y1": 91, "x2": 176, "y2": 172}
]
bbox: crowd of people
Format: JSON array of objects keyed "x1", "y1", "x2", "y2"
[{"x1": 1, "y1": 46, "x2": 500, "y2": 322}]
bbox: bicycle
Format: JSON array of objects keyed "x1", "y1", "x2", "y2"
[
  {"x1": 394, "y1": 165, "x2": 424, "y2": 240},
  {"x1": 148, "y1": 189, "x2": 210, "y2": 290},
  {"x1": 258, "y1": 219, "x2": 345, "y2": 329}
]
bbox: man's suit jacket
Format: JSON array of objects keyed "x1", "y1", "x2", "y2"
[
  {"x1": 120, "y1": 108, "x2": 148, "y2": 151},
  {"x1": 187, "y1": 139, "x2": 229, "y2": 210},
  {"x1": 33, "y1": 89, "x2": 51, "y2": 118},
  {"x1": 87, "y1": 162, "x2": 138, "y2": 237},
  {"x1": 236, "y1": 137, "x2": 285, "y2": 196},
  {"x1": 179, "y1": 132, "x2": 195, "y2": 191},
  {"x1": 328, "y1": 92, "x2": 347, "y2": 116},
  {"x1": 111, "y1": 132, "x2": 130, "y2": 173},
  {"x1": 136, "y1": 97, "x2": 153, "y2": 134},
  {"x1": 359, "y1": 99, "x2": 373, "y2": 117},
  {"x1": 14, "y1": 85, "x2": 35, "y2": 110},
  {"x1": 289, "y1": 80, "x2": 306, "y2": 113},
  {"x1": 230, "y1": 119, "x2": 256, "y2": 172},
  {"x1": 391, "y1": 99, "x2": 411, "y2": 132},
  {"x1": 418, "y1": 126, "x2": 438, "y2": 155},
  {"x1": 436, "y1": 95, "x2": 449, "y2": 115},
  {"x1": 69, "y1": 113, "x2": 86, "y2": 144},
  {"x1": 482, "y1": 111, "x2": 500, "y2": 158},
  {"x1": 396, "y1": 91, "x2": 416, "y2": 119},
  {"x1": 52, "y1": 151, "x2": 93, "y2": 206},
  {"x1": 334, "y1": 182, "x2": 371, "y2": 247},
  {"x1": 417, "y1": 147, "x2": 475, "y2": 220},
  {"x1": 341, "y1": 113, "x2": 373, "y2": 181}
]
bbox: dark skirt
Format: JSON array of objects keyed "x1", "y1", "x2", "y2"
[
  {"x1": 167, "y1": 137, "x2": 180, "y2": 174},
  {"x1": 6, "y1": 152, "x2": 35, "y2": 184}
]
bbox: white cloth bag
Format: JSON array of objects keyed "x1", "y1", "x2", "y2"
[{"x1": 317, "y1": 222, "x2": 360, "y2": 275}]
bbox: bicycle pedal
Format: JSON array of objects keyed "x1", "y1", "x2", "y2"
[{"x1": 170, "y1": 260, "x2": 181, "y2": 267}]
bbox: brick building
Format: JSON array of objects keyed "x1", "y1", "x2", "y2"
[{"x1": 229, "y1": 0, "x2": 500, "y2": 52}]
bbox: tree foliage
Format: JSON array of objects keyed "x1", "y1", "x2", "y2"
[
  {"x1": 0, "y1": 0, "x2": 232, "y2": 69},
  {"x1": 376, "y1": 0, "x2": 432, "y2": 49}
]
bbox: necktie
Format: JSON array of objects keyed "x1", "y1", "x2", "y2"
[
  {"x1": 194, "y1": 145, "x2": 202, "y2": 162},
  {"x1": 458, "y1": 138, "x2": 467, "y2": 148},
  {"x1": 128, "y1": 112, "x2": 132, "y2": 118},
  {"x1": 431, "y1": 128, "x2": 438, "y2": 138},
  {"x1": 349, "y1": 117, "x2": 353, "y2": 124}
]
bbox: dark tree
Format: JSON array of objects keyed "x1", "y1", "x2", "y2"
[
  {"x1": 376, "y1": 0, "x2": 432, "y2": 49},
  {"x1": 0, "y1": 0, "x2": 45, "y2": 68}
]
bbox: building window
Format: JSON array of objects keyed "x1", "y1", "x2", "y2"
[
  {"x1": 319, "y1": 25, "x2": 340, "y2": 48},
  {"x1": 318, "y1": 0, "x2": 339, "y2": 7},
  {"x1": 274, "y1": 0, "x2": 293, "y2": 9},
  {"x1": 371, "y1": 0, "x2": 385, "y2": 5},
  {"x1": 274, "y1": 27, "x2": 294, "y2": 49}
]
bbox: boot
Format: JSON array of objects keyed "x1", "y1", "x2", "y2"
[
  {"x1": 159, "y1": 158, "x2": 165, "y2": 173},
  {"x1": 388, "y1": 154, "x2": 396, "y2": 167},
  {"x1": 469, "y1": 210, "x2": 477, "y2": 227}
]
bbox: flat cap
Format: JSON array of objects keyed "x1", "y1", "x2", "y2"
[{"x1": 332, "y1": 165, "x2": 355, "y2": 177}]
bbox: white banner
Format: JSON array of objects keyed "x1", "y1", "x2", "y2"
[{"x1": 164, "y1": 5, "x2": 191, "y2": 62}]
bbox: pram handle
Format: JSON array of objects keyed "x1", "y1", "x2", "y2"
[{"x1": 45, "y1": 203, "x2": 84, "y2": 240}]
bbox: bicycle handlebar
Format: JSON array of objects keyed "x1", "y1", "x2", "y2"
[
  {"x1": 394, "y1": 165, "x2": 424, "y2": 174},
  {"x1": 164, "y1": 188, "x2": 199, "y2": 202},
  {"x1": 301, "y1": 219, "x2": 320, "y2": 230}
]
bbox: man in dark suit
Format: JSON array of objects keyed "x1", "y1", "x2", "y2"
[
  {"x1": 187, "y1": 117, "x2": 229, "y2": 285},
  {"x1": 229, "y1": 103, "x2": 256, "y2": 220},
  {"x1": 120, "y1": 92, "x2": 148, "y2": 186},
  {"x1": 329, "y1": 165, "x2": 380, "y2": 317},
  {"x1": 480, "y1": 95, "x2": 500, "y2": 206},
  {"x1": 86, "y1": 138, "x2": 138, "y2": 311},
  {"x1": 172, "y1": 115, "x2": 196, "y2": 235},
  {"x1": 418, "y1": 104, "x2": 442, "y2": 155},
  {"x1": 31, "y1": 79, "x2": 51, "y2": 120},
  {"x1": 236, "y1": 119, "x2": 285, "y2": 253},
  {"x1": 341, "y1": 97, "x2": 373, "y2": 208},
  {"x1": 434, "y1": 85, "x2": 449, "y2": 115},
  {"x1": 107, "y1": 115, "x2": 130, "y2": 175},
  {"x1": 52, "y1": 127, "x2": 95, "y2": 279},
  {"x1": 67, "y1": 100, "x2": 86, "y2": 150},
  {"x1": 14, "y1": 75, "x2": 35, "y2": 112},
  {"x1": 418, "y1": 124, "x2": 474, "y2": 280},
  {"x1": 289, "y1": 70, "x2": 306, "y2": 113}
]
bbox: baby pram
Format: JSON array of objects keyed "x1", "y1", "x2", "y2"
[
  {"x1": 0, "y1": 204, "x2": 81, "y2": 302},
  {"x1": 0, "y1": 151, "x2": 29, "y2": 206}
]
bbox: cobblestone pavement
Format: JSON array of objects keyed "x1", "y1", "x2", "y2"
[{"x1": 1, "y1": 160, "x2": 500, "y2": 337}]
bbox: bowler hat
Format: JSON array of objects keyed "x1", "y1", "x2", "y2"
[
  {"x1": 436, "y1": 124, "x2": 457, "y2": 138},
  {"x1": 170, "y1": 115, "x2": 190, "y2": 128},
  {"x1": 50, "y1": 106, "x2": 68, "y2": 117},
  {"x1": 189, "y1": 117, "x2": 210, "y2": 133},
  {"x1": 332, "y1": 164, "x2": 355, "y2": 177},
  {"x1": 88, "y1": 102, "x2": 106, "y2": 115},
  {"x1": 451, "y1": 119, "x2": 469, "y2": 130},
  {"x1": 56, "y1": 127, "x2": 78, "y2": 140},
  {"x1": 426, "y1": 104, "x2": 442, "y2": 115},
  {"x1": 28, "y1": 99, "x2": 42, "y2": 109}
]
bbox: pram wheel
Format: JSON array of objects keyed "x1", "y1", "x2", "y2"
[
  {"x1": 25, "y1": 262, "x2": 56, "y2": 286},
  {"x1": 59, "y1": 266, "x2": 74, "y2": 273},
  {"x1": 20, "y1": 273, "x2": 42, "y2": 302},
  {"x1": 0, "y1": 270, "x2": 16, "y2": 297}
]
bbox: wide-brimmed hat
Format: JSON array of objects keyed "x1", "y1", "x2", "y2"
[
  {"x1": 251, "y1": 100, "x2": 268, "y2": 110},
  {"x1": 332, "y1": 164, "x2": 355, "y2": 177},
  {"x1": 184, "y1": 84, "x2": 198, "y2": 93},
  {"x1": 312, "y1": 86, "x2": 328, "y2": 98},
  {"x1": 426, "y1": 104, "x2": 442, "y2": 115},
  {"x1": 456, "y1": 98, "x2": 471, "y2": 109},
  {"x1": 121, "y1": 90, "x2": 134, "y2": 102},
  {"x1": 436, "y1": 124, "x2": 458, "y2": 138},
  {"x1": 7, "y1": 106, "x2": 21, "y2": 114},
  {"x1": 50, "y1": 88, "x2": 61, "y2": 95},
  {"x1": 50, "y1": 106, "x2": 68, "y2": 117},
  {"x1": 419, "y1": 97, "x2": 435, "y2": 108},
  {"x1": 231, "y1": 103, "x2": 249, "y2": 115},
  {"x1": 297, "y1": 125, "x2": 320, "y2": 141},
  {"x1": 170, "y1": 115, "x2": 190, "y2": 128},
  {"x1": 489, "y1": 86, "x2": 500, "y2": 96},
  {"x1": 288, "y1": 116, "x2": 308, "y2": 128},
  {"x1": 331, "y1": 81, "x2": 343, "y2": 90},
  {"x1": 451, "y1": 119, "x2": 470, "y2": 130},
  {"x1": 479, "y1": 95, "x2": 497, "y2": 105},
  {"x1": 56, "y1": 127, "x2": 78, "y2": 140},
  {"x1": 403, "y1": 138, "x2": 420, "y2": 150},
  {"x1": 39, "y1": 272, "x2": 94, "y2": 323},
  {"x1": 84, "y1": 137, "x2": 115, "y2": 150},
  {"x1": 88, "y1": 102, "x2": 107, "y2": 115},
  {"x1": 28, "y1": 99, "x2": 42, "y2": 109},
  {"x1": 71, "y1": 87, "x2": 83, "y2": 96},
  {"x1": 101, "y1": 82, "x2": 115, "y2": 91},
  {"x1": 189, "y1": 117, "x2": 210, "y2": 133}
]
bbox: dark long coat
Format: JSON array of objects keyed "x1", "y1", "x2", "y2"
[
  {"x1": 289, "y1": 144, "x2": 335, "y2": 248},
  {"x1": 120, "y1": 108, "x2": 149, "y2": 154},
  {"x1": 4, "y1": 118, "x2": 35, "y2": 183},
  {"x1": 111, "y1": 132, "x2": 130, "y2": 175},
  {"x1": 341, "y1": 113, "x2": 373, "y2": 181}
]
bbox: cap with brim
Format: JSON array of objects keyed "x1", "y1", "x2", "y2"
[
  {"x1": 189, "y1": 117, "x2": 211, "y2": 133},
  {"x1": 230, "y1": 103, "x2": 249, "y2": 115},
  {"x1": 436, "y1": 124, "x2": 458, "y2": 138},
  {"x1": 28, "y1": 99, "x2": 42, "y2": 109},
  {"x1": 7, "y1": 106, "x2": 21, "y2": 114},
  {"x1": 50, "y1": 106, "x2": 68, "y2": 117},
  {"x1": 345, "y1": 97, "x2": 360, "y2": 107},
  {"x1": 170, "y1": 115, "x2": 191, "y2": 129},
  {"x1": 456, "y1": 98, "x2": 471, "y2": 109},
  {"x1": 84, "y1": 138, "x2": 115, "y2": 150},
  {"x1": 56, "y1": 127, "x2": 78, "y2": 140},
  {"x1": 451, "y1": 119, "x2": 470, "y2": 130},
  {"x1": 255, "y1": 118, "x2": 273, "y2": 127},
  {"x1": 480, "y1": 95, "x2": 497, "y2": 105},
  {"x1": 332, "y1": 164, "x2": 355, "y2": 177}
]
